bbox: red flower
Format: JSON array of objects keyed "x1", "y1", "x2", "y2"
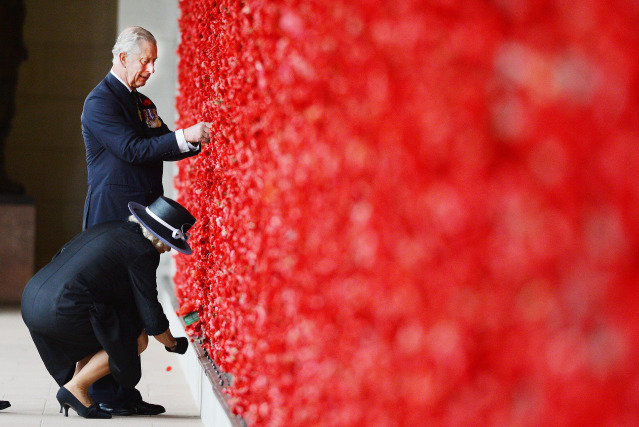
[
  {"x1": 174, "y1": 1, "x2": 639, "y2": 425},
  {"x1": 177, "y1": 300, "x2": 197, "y2": 316}
]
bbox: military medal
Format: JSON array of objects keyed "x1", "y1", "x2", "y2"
[{"x1": 143, "y1": 108, "x2": 162, "y2": 128}]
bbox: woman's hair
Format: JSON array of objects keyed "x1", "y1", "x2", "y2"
[
  {"x1": 128, "y1": 215, "x2": 171, "y2": 252},
  {"x1": 112, "y1": 26, "x2": 156, "y2": 64}
]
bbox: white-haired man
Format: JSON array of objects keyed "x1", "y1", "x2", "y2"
[
  {"x1": 80, "y1": 26, "x2": 208, "y2": 416},
  {"x1": 81, "y1": 25, "x2": 211, "y2": 230}
]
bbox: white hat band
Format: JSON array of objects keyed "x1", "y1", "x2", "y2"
[{"x1": 145, "y1": 207, "x2": 189, "y2": 242}]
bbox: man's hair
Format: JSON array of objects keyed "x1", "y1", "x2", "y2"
[
  {"x1": 112, "y1": 26, "x2": 156, "y2": 65},
  {"x1": 128, "y1": 215, "x2": 170, "y2": 252}
]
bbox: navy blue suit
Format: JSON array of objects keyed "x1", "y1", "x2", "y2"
[{"x1": 81, "y1": 72, "x2": 199, "y2": 229}]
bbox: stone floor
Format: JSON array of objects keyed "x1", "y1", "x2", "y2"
[{"x1": 0, "y1": 306, "x2": 203, "y2": 426}]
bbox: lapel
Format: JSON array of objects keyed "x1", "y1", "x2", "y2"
[{"x1": 104, "y1": 73, "x2": 142, "y2": 127}]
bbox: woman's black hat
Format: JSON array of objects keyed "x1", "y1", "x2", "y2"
[{"x1": 128, "y1": 196, "x2": 196, "y2": 255}]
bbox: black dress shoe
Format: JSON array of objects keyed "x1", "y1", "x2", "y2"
[
  {"x1": 133, "y1": 401, "x2": 166, "y2": 415},
  {"x1": 97, "y1": 402, "x2": 134, "y2": 416},
  {"x1": 98, "y1": 400, "x2": 165, "y2": 416},
  {"x1": 0, "y1": 400, "x2": 10, "y2": 411}
]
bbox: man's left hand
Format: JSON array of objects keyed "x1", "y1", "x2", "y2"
[{"x1": 184, "y1": 122, "x2": 212, "y2": 145}]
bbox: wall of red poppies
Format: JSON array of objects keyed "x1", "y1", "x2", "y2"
[{"x1": 173, "y1": 1, "x2": 639, "y2": 425}]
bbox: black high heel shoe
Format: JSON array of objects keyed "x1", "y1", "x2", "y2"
[{"x1": 56, "y1": 386, "x2": 111, "y2": 419}]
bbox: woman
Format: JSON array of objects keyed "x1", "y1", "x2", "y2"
[{"x1": 21, "y1": 196, "x2": 194, "y2": 418}]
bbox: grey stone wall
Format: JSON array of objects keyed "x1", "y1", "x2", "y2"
[{"x1": 5, "y1": 0, "x2": 118, "y2": 269}]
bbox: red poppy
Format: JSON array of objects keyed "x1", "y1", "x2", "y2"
[
  {"x1": 142, "y1": 99, "x2": 152, "y2": 106},
  {"x1": 177, "y1": 300, "x2": 196, "y2": 316},
  {"x1": 174, "y1": 0, "x2": 639, "y2": 425}
]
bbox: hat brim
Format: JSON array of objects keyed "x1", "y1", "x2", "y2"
[{"x1": 128, "y1": 201, "x2": 193, "y2": 255}]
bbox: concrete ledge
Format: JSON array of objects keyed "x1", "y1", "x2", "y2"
[{"x1": 159, "y1": 282, "x2": 245, "y2": 427}]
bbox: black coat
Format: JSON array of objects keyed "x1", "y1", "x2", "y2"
[
  {"x1": 81, "y1": 72, "x2": 200, "y2": 229},
  {"x1": 21, "y1": 221, "x2": 169, "y2": 388}
]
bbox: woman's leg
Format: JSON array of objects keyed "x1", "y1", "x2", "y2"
[
  {"x1": 68, "y1": 331, "x2": 148, "y2": 407},
  {"x1": 73, "y1": 352, "x2": 93, "y2": 379},
  {"x1": 64, "y1": 350, "x2": 110, "y2": 407}
]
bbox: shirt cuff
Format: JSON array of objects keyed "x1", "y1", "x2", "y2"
[{"x1": 175, "y1": 129, "x2": 200, "y2": 153}]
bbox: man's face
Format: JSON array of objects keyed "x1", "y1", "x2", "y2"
[{"x1": 124, "y1": 40, "x2": 157, "y2": 89}]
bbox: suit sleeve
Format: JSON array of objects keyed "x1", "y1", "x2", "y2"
[
  {"x1": 164, "y1": 143, "x2": 202, "y2": 162},
  {"x1": 82, "y1": 92, "x2": 184, "y2": 164},
  {"x1": 127, "y1": 250, "x2": 169, "y2": 335}
]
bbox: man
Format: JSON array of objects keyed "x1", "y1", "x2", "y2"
[
  {"x1": 80, "y1": 26, "x2": 209, "y2": 415},
  {"x1": 82, "y1": 25, "x2": 211, "y2": 229}
]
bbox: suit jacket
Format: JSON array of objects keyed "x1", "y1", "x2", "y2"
[
  {"x1": 21, "y1": 221, "x2": 168, "y2": 388},
  {"x1": 81, "y1": 72, "x2": 200, "y2": 229}
]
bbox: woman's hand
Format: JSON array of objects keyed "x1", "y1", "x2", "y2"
[
  {"x1": 154, "y1": 328, "x2": 189, "y2": 354},
  {"x1": 165, "y1": 337, "x2": 189, "y2": 354}
]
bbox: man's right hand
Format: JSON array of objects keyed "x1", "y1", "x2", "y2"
[{"x1": 183, "y1": 122, "x2": 212, "y2": 145}]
